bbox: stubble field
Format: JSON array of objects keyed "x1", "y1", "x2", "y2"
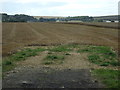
[{"x1": 2, "y1": 22, "x2": 118, "y2": 56}]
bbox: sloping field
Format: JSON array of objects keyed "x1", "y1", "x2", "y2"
[
  {"x1": 2, "y1": 22, "x2": 118, "y2": 56},
  {"x1": 60, "y1": 22, "x2": 119, "y2": 29}
]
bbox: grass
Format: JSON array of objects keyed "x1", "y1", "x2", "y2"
[
  {"x1": 88, "y1": 54, "x2": 100, "y2": 64},
  {"x1": 2, "y1": 45, "x2": 119, "y2": 73},
  {"x1": 3, "y1": 48, "x2": 46, "y2": 72},
  {"x1": 77, "y1": 46, "x2": 119, "y2": 66},
  {"x1": 92, "y1": 69, "x2": 120, "y2": 88},
  {"x1": 49, "y1": 45, "x2": 72, "y2": 52},
  {"x1": 65, "y1": 53, "x2": 71, "y2": 55},
  {"x1": 43, "y1": 55, "x2": 65, "y2": 65}
]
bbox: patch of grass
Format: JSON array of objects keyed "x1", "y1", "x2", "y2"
[
  {"x1": 10, "y1": 49, "x2": 37, "y2": 61},
  {"x1": 100, "y1": 62, "x2": 110, "y2": 66},
  {"x1": 109, "y1": 61, "x2": 120, "y2": 66},
  {"x1": 88, "y1": 54, "x2": 100, "y2": 61},
  {"x1": 7, "y1": 48, "x2": 46, "y2": 62},
  {"x1": 43, "y1": 55, "x2": 64, "y2": 65},
  {"x1": 3, "y1": 48, "x2": 46, "y2": 73},
  {"x1": 77, "y1": 48, "x2": 92, "y2": 53},
  {"x1": 2, "y1": 62, "x2": 15, "y2": 72},
  {"x1": 88, "y1": 54, "x2": 100, "y2": 64},
  {"x1": 49, "y1": 46, "x2": 72, "y2": 52},
  {"x1": 3, "y1": 60, "x2": 12, "y2": 65},
  {"x1": 92, "y1": 69, "x2": 120, "y2": 88},
  {"x1": 33, "y1": 48, "x2": 46, "y2": 52},
  {"x1": 46, "y1": 55, "x2": 64, "y2": 60},
  {"x1": 78, "y1": 46, "x2": 112, "y2": 53},
  {"x1": 78, "y1": 46, "x2": 118, "y2": 66},
  {"x1": 65, "y1": 53, "x2": 71, "y2": 55}
]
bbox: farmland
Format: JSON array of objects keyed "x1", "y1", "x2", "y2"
[
  {"x1": 2, "y1": 22, "x2": 119, "y2": 88},
  {"x1": 2, "y1": 22, "x2": 118, "y2": 56}
]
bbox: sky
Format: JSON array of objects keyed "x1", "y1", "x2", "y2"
[{"x1": 0, "y1": 0, "x2": 120, "y2": 16}]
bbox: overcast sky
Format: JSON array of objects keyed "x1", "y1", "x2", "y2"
[{"x1": 0, "y1": 0, "x2": 120, "y2": 16}]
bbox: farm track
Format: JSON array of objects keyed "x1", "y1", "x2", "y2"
[
  {"x1": 3, "y1": 51, "x2": 106, "y2": 88},
  {"x1": 9, "y1": 23, "x2": 16, "y2": 39},
  {"x1": 2, "y1": 22, "x2": 119, "y2": 56}
]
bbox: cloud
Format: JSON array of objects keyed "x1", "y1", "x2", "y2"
[{"x1": 1, "y1": 0, "x2": 119, "y2": 16}]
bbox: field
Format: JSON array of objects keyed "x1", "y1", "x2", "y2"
[
  {"x1": 61, "y1": 22, "x2": 119, "y2": 29},
  {"x1": 2, "y1": 22, "x2": 119, "y2": 88},
  {"x1": 2, "y1": 22, "x2": 118, "y2": 56}
]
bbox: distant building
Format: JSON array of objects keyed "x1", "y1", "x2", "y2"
[
  {"x1": 103, "y1": 20, "x2": 111, "y2": 22},
  {"x1": 68, "y1": 20, "x2": 82, "y2": 22},
  {"x1": 114, "y1": 21, "x2": 119, "y2": 23},
  {"x1": 56, "y1": 20, "x2": 60, "y2": 22}
]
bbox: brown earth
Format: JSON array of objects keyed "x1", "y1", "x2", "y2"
[
  {"x1": 2, "y1": 22, "x2": 119, "y2": 56},
  {"x1": 3, "y1": 49, "x2": 107, "y2": 88}
]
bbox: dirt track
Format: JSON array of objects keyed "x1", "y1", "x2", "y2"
[
  {"x1": 3, "y1": 67, "x2": 104, "y2": 88},
  {"x1": 2, "y1": 22, "x2": 118, "y2": 56}
]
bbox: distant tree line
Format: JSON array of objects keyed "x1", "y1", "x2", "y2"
[
  {"x1": 66, "y1": 16, "x2": 94, "y2": 22},
  {"x1": 1, "y1": 13, "x2": 38, "y2": 22},
  {"x1": 2, "y1": 13, "x2": 117, "y2": 22},
  {"x1": 38, "y1": 17, "x2": 56, "y2": 22},
  {"x1": 1, "y1": 13, "x2": 58, "y2": 22}
]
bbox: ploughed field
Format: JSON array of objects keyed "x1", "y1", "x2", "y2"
[{"x1": 2, "y1": 22, "x2": 118, "y2": 56}]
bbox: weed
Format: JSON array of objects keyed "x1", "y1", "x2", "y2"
[
  {"x1": 88, "y1": 54, "x2": 100, "y2": 64},
  {"x1": 109, "y1": 61, "x2": 120, "y2": 66},
  {"x1": 65, "y1": 53, "x2": 71, "y2": 55},
  {"x1": 49, "y1": 46, "x2": 72, "y2": 52},
  {"x1": 100, "y1": 62, "x2": 109, "y2": 66},
  {"x1": 43, "y1": 61, "x2": 53, "y2": 65},
  {"x1": 3, "y1": 60, "x2": 12, "y2": 65},
  {"x1": 92, "y1": 69, "x2": 120, "y2": 88},
  {"x1": 43, "y1": 55, "x2": 64, "y2": 65},
  {"x1": 46, "y1": 55, "x2": 64, "y2": 60},
  {"x1": 33, "y1": 48, "x2": 46, "y2": 52},
  {"x1": 2, "y1": 62, "x2": 15, "y2": 72}
]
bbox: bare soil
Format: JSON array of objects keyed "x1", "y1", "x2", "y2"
[{"x1": 2, "y1": 22, "x2": 118, "y2": 56}]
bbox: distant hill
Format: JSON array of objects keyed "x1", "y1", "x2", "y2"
[
  {"x1": 33, "y1": 16, "x2": 66, "y2": 19},
  {"x1": 93, "y1": 15, "x2": 119, "y2": 21}
]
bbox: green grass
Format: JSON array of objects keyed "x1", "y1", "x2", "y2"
[
  {"x1": 88, "y1": 54, "x2": 100, "y2": 64},
  {"x1": 92, "y1": 69, "x2": 120, "y2": 88},
  {"x1": 49, "y1": 46, "x2": 72, "y2": 52},
  {"x1": 78, "y1": 46, "x2": 112, "y2": 53},
  {"x1": 2, "y1": 45, "x2": 119, "y2": 73},
  {"x1": 3, "y1": 48, "x2": 46, "y2": 72},
  {"x1": 78, "y1": 46, "x2": 119, "y2": 66},
  {"x1": 65, "y1": 53, "x2": 71, "y2": 55},
  {"x1": 43, "y1": 55, "x2": 65, "y2": 65},
  {"x1": 3, "y1": 64, "x2": 15, "y2": 72}
]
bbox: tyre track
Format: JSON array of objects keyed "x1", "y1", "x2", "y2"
[
  {"x1": 9, "y1": 23, "x2": 16, "y2": 39},
  {"x1": 28, "y1": 23, "x2": 69, "y2": 43}
]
